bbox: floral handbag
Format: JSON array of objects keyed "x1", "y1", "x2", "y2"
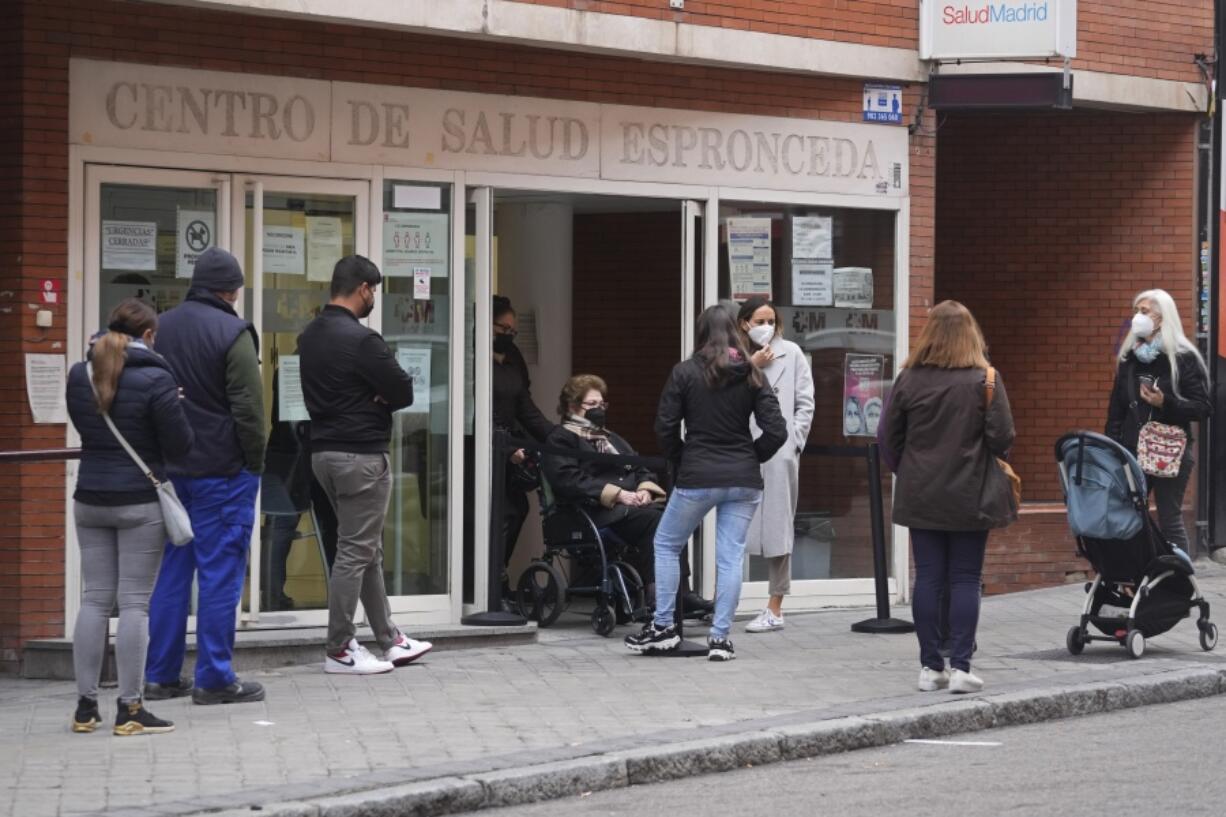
[{"x1": 1137, "y1": 420, "x2": 1187, "y2": 478}]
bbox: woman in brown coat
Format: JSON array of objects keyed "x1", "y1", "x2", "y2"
[{"x1": 883, "y1": 300, "x2": 1015, "y2": 694}]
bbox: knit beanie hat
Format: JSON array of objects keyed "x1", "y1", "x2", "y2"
[{"x1": 191, "y1": 247, "x2": 245, "y2": 292}]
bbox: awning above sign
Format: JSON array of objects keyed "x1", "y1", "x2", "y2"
[
  {"x1": 919, "y1": 0, "x2": 1077, "y2": 61},
  {"x1": 71, "y1": 59, "x2": 909, "y2": 198}
]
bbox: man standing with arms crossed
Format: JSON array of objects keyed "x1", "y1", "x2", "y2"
[
  {"x1": 145, "y1": 247, "x2": 267, "y2": 705},
  {"x1": 299, "y1": 255, "x2": 433, "y2": 674}
]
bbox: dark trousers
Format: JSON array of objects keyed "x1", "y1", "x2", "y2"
[
  {"x1": 911, "y1": 528, "x2": 988, "y2": 673},
  {"x1": 595, "y1": 504, "x2": 665, "y2": 586},
  {"x1": 1149, "y1": 454, "x2": 1194, "y2": 551}
]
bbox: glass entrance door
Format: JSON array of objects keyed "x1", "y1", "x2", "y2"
[{"x1": 232, "y1": 176, "x2": 368, "y2": 626}]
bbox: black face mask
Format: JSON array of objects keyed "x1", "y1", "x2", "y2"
[
  {"x1": 358, "y1": 291, "x2": 375, "y2": 320},
  {"x1": 493, "y1": 334, "x2": 515, "y2": 355},
  {"x1": 584, "y1": 408, "x2": 607, "y2": 428}
]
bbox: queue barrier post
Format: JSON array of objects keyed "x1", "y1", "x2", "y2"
[{"x1": 461, "y1": 430, "x2": 528, "y2": 627}]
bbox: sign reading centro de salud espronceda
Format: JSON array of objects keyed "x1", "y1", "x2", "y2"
[
  {"x1": 70, "y1": 59, "x2": 909, "y2": 199},
  {"x1": 919, "y1": 0, "x2": 1077, "y2": 61}
]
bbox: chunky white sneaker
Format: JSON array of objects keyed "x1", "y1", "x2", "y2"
[
  {"x1": 917, "y1": 667, "x2": 950, "y2": 691},
  {"x1": 325, "y1": 638, "x2": 394, "y2": 675},
  {"x1": 949, "y1": 669, "x2": 984, "y2": 694},
  {"x1": 384, "y1": 633, "x2": 433, "y2": 667},
  {"x1": 745, "y1": 609, "x2": 785, "y2": 633}
]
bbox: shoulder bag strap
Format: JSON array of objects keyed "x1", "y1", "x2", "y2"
[
  {"x1": 85, "y1": 362, "x2": 160, "y2": 487},
  {"x1": 984, "y1": 366, "x2": 996, "y2": 409}
]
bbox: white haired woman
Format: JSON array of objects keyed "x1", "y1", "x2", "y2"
[{"x1": 1105, "y1": 289, "x2": 1210, "y2": 557}]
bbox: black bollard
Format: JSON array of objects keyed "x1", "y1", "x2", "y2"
[{"x1": 851, "y1": 443, "x2": 914, "y2": 634}]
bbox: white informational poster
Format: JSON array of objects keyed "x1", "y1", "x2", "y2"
[
  {"x1": 396, "y1": 346, "x2": 431, "y2": 415},
  {"x1": 726, "y1": 217, "x2": 772, "y2": 301},
  {"x1": 833, "y1": 267, "x2": 874, "y2": 308},
  {"x1": 176, "y1": 209, "x2": 216, "y2": 279},
  {"x1": 276, "y1": 355, "x2": 310, "y2": 423},
  {"x1": 263, "y1": 226, "x2": 305, "y2": 275},
  {"x1": 792, "y1": 261, "x2": 834, "y2": 307},
  {"x1": 306, "y1": 216, "x2": 343, "y2": 282},
  {"x1": 791, "y1": 216, "x2": 833, "y2": 260},
  {"x1": 25, "y1": 354, "x2": 67, "y2": 424},
  {"x1": 383, "y1": 212, "x2": 449, "y2": 278},
  {"x1": 413, "y1": 267, "x2": 432, "y2": 301},
  {"x1": 102, "y1": 221, "x2": 158, "y2": 271}
]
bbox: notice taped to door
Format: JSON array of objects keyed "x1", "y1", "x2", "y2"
[{"x1": 176, "y1": 209, "x2": 216, "y2": 279}]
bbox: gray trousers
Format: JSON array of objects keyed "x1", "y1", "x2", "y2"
[
  {"x1": 765, "y1": 553, "x2": 792, "y2": 597},
  {"x1": 72, "y1": 501, "x2": 165, "y2": 703},
  {"x1": 312, "y1": 451, "x2": 399, "y2": 654},
  {"x1": 1152, "y1": 455, "x2": 1194, "y2": 551}
]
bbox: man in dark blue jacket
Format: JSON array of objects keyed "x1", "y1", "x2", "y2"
[
  {"x1": 145, "y1": 248, "x2": 267, "y2": 705},
  {"x1": 300, "y1": 255, "x2": 432, "y2": 675}
]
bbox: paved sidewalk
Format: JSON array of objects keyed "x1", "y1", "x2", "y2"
[{"x1": 4, "y1": 563, "x2": 1226, "y2": 817}]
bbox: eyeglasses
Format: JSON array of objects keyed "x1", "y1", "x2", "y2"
[
  {"x1": 494, "y1": 322, "x2": 518, "y2": 337},
  {"x1": 580, "y1": 400, "x2": 608, "y2": 410}
]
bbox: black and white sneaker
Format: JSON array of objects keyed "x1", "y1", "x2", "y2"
[
  {"x1": 707, "y1": 637, "x2": 736, "y2": 661},
  {"x1": 624, "y1": 622, "x2": 680, "y2": 653}
]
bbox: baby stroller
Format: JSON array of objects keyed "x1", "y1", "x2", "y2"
[
  {"x1": 1055, "y1": 431, "x2": 1216, "y2": 658},
  {"x1": 514, "y1": 474, "x2": 648, "y2": 636}
]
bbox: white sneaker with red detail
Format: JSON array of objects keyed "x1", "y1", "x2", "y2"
[
  {"x1": 324, "y1": 639, "x2": 394, "y2": 675},
  {"x1": 384, "y1": 633, "x2": 433, "y2": 667}
]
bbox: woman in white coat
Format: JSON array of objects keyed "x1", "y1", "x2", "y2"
[{"x1": 737, "y1": 298, "x2": 815, "y2": 633}]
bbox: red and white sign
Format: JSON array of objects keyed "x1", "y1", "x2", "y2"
[
  {"x1": 41, "y1": 279, "x2": 59, "y2": 304},
  {"x1": 919, "y1": 0, "x2": 1077, "y2": 61}
]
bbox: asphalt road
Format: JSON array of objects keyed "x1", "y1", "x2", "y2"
[{"x1": 485, "y1": 697, "x2": 1226, "y2": 817}]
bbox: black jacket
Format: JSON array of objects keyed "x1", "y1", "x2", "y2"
[
  {"x1": 655, "y1": 356, "x2": 787, "y2": 490},
  {"x1": 543, "y1": 424, "x2": 666, "y2": 522},
  {"x1": 1105, "y1": 349, "x2": 1211, "y2": 454},
  {"x1": 298, "y1": 304, "x2": 414, "y2": 453},
  {"x1": 885, "y1": 366, "x2": 1016, "y2": 531},
  {"x1": 493, "y1": 343, "x2": 553, "y2": 443},
  {"x1": 66, "y1": 342, "x2": 195, "y2": 504}
]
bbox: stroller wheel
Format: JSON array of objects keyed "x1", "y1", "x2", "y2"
[
  {"x1": 1065, "y1": 626, "x2": 1086, "y2": 656},
  {"x1": 1125, "y1": 629, "x2": 1145, "y2": 659},
  {"x1": 591, "y1": 606, "x2": 616, "y2": 637},
  {"x1": 1199, "y1": 621, "x2": 1218, "y2": 652}
]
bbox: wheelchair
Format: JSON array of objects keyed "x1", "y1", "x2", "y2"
[{"x1": 514, "y1": 475, "x2": 649, "y2": 636}]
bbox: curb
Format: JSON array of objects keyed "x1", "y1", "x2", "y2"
[{"x1": 202, "y1": 666, "x2": 1226, "y2": 817}]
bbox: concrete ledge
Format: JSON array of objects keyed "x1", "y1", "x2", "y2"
[
  {"x1": 177, "y1": 666, "x2": 1226, "y2": 817},
  {"x1": 21, "y1": 623, "x2": 537, "y2": 680}
]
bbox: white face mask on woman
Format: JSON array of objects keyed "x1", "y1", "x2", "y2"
[
  {"x1": 748, "y1": 324, "x2": 775, "y2": 348},
  {"x1": 1131, "y1": 312, "x2": 1155, "y2": 339}
]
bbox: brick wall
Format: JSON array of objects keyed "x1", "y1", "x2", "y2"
[
  {"x1": 505, "y1": 0, "x2": 1212, "y2": 84},
  {"x1": 934, "y1": 110, "x2": 1199, "y2": 592}
]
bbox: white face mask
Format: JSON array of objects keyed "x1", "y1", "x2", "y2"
[
  {"x1": 1131, "y1": 312, "x2": 1155, "y2": 339},
  {"x1": 748, "y1": 324, "x2": 775, "y2": 348}
]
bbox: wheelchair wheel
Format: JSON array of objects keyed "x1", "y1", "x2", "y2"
[
  {"x1": 610, "y1": 561, "x2": 646, "y2": 625},
  {"x1": 591, "y1": 606, "x2": 616, "y2": 637},
  {"x1": 516, "y1": 561, "x2": 566, "y2": 627}
]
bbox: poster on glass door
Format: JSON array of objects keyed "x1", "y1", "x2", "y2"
[
  {"x1": 176, "y1": 209, "x2": 216, "y2": 279},
  {"x1": 383, "y1": 213, "x2": 449, "y2": 278},
  {"x1": 842, "y1": 353, "x2": 885, "y2": 438},
  {"x1": 726, "y1": 217, "x2": 772, "y2": 301}
]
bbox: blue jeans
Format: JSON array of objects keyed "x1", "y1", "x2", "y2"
[
  {"x1": 653, "y1": 486, "x2": 762, "y2": 639},
  {"x1": 911, "y1": 528, "x2": 987, "y2": 673},
  {"x1": 146, "y1": 471, "x2": 259, "y2": 690}
]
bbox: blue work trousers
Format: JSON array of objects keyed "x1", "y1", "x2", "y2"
[{"x1": 146, "y1": 471, "x2": 259, "y2": 690}]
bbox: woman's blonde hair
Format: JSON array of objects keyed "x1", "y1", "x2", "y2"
[
  {"x1": 557, "y1": 373, "x2": 608, "y2": 418},
  {"x1": 903, "y1": 300, "x2": 990, "y2": 370},
  {"x1": 92, "y1": 299, "x2": 158, "y2": 414}
]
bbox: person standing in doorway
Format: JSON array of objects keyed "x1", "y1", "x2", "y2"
[
  {"x1": 737, "y1": 298, "x2": 815, "y2": 634},
  {"x1": 145, "y1": 248, "x2": 267, "y2": 706},
  {"x1": 66, "y1": 299, "x2": 194, "y2": 735},
  {"x1": 1105, "y1": 289, "x2": 1210, "y2": 561},
  {"x1": 299, "y1": 255, "x2": 433, "y2": 675},
  {"x1": 626, "y1": 306, "x2": 787, "y2": 661},
  {"x1": 882, "y1": 300, "x2": 1015, "y2": 694}
]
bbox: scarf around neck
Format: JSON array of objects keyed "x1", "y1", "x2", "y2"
[{"x1": 562, "y1": 415, "x2": 620, "y2": 455}]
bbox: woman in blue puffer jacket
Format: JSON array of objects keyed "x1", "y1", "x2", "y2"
[{"x1": 65, "y1": 298, "x2": 193, "y2": 736}]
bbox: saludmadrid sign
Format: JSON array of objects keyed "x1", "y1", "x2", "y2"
[{"x1": 919, "y1": 0, "x2": 1077, "y2": 61}]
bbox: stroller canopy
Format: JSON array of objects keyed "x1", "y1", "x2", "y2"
[{"x1": 1055, "y1": 431, "x2": 1147, "y2": 542}]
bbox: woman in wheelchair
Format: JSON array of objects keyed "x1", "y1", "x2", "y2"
[{"x1": 543, "y1": 374, "x2": 713, "y2": 617}]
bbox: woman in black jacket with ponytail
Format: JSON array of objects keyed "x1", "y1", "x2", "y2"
[{"x1": 65, "y1": 299, "x2": 193, "y2": 736}]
